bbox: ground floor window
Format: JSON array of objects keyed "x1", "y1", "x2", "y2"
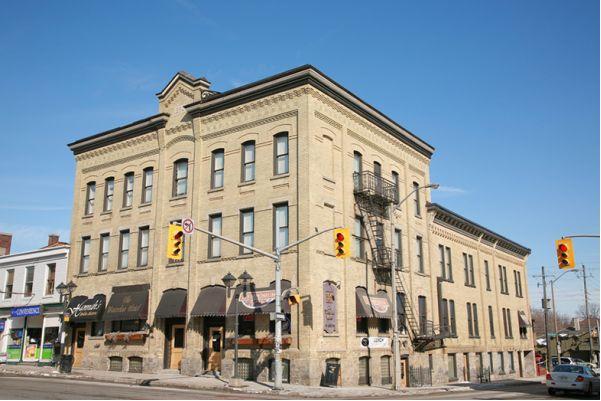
[
  {"x1": 381, "y1": 355, "x2": 392, "y2": 385},
  {"x1": 129, "y1": 356, "x2": 143, "y2": 373},
  {"x1": 268, "y1": 358, "x2": 290, "y2": 383},
  {"x1": 488, "y1": 352, "x2": 494, "y2": 372},
  {"x1": 358, "y1": 356, "x2": 370, "y2": 385},
  {"x1": 238, "y1": 357, "x2": 254, "y2": 380},
  {"x1": 109, "y1": 356, "x2": 123, "y2": 371},
  {"x1": 91, "y1": 321, "x2": 104, "y2": 337},
  {"x1": 111, "y1": 320, "x2": 144, "y2": 332},
  {"x1": 508, "y1": 351, "x2": 515, "y2": 373},
  {"x1": 7, "y1": 328, "x2": 23, "y2": 360},
  {"x1": 498, "y1": 352, "x2": 505, "y2": 374},
  {"x1": 238, "y1": 315, "x2": 255, "y2": 336},
  {"x1": 448, "y1": 353, "x2": 457, "y2": 380},
  {"x1": 42, "y1": 327, "x2": 59, "y2": 360}
]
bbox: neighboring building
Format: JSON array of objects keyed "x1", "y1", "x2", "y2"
[
  {"x1": 64, "y1": 65, "x2": 534, "y2": 385},
  {"x1": 0, "y1": 235, "x2": 68, "y2": 364},
  {"x1": 537, "y1": 320, "x2": 600, "y2": 365},
  {"x1": 0, "y1": 233, "x2": 12, "y2": 256}
]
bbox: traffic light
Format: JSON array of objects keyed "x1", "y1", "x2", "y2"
[
  {"x1": 167, "y1": 223, "x2": 184, "y2": 260},
  {"x1": 288, "y1": 293, "x2": 301, "y2": 306},
  {"x1": 555, "y1": 238, "x2": 575, "y2": 269},
  {"x1": 334, "y1": 228, "x2": 350, "y2": 258}
]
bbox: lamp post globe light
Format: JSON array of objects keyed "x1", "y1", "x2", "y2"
[
  {"x1": 222, "y1": 271, "x2": 253, "y2": 386},
  {"x1": 56, "y1": 281, "x2": 76, "y2": 372}
]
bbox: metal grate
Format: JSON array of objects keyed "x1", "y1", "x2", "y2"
[
  {"x1": 109, "y1": 356, "x2": 123, "y2": 372},
  {"x1": 358, "y1": 356, "x2": 370, "y2": 385},
  {"x1": 128, "y1": 357, "x2": 143, "y2": 373},
  {"x1": 381, "y1": 356, "x2": 392, "y2": 385},
  {"x1": 238, "y1": 358, "x2": 254, "y2": 381},
  {"x1": 409, "y1": 366, "x2": 432, "y2": 387}
]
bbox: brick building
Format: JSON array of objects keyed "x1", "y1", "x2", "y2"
[{"x1": 64, "y1": 65, "x2": 534, "y2": 386}]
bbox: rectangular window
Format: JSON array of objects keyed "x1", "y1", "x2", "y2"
[
  {"x1": 440, "y1": 298, "x2": 449, "y2": 335},
  {"x1": 142, "y1": 168, "x2": 153, "y2": 203},
  {"x1": 45, "y1": 264, "x2": 56, "y2": 295},
  {"x1": 353, "y1": 151, "x2": 362, "y2": 190},
  {"x1": 240, "y1": 209, "x2": 254, "y2": 255},
  {"x1": 469, "y1": 255, "x2": 475, "y2": 286},
  {"x1": 111, "y1": 319, "x2": 144, "y2": 333},
  {"x1": 499, "y1": 265, "x2": 506, "y2": 293},
  {"x1": 439, "y1": 245, "x2": 446, "y2": 278},
  {"x1": 24, "y1": 266, "x2": 34, "y2": 297},
  {"x1": 138, "y1": 227, "x2": 149, "y2": 267},
  {"x1": 353, "y1": 216, "x2": 365, "y2": 259},
  {"x1": 413, "y1": 182, "x2": 421, "y2": 217},
  {"x1": 445, "y1": 247, "x2": 453, "y2": 281},
  {"x1": 467, "y1": 302, "x2": 473, "y2": 337},
  {"x1": 85, "y1": 182, "x2": 95, "y2": 215},
  {"x1": 118, "y1": 230, "x2": 129, "y2": 269},
  {"x1": 484, "y1": 261, "x2": 491, "y2": 291},
  {"x1": 393, "y1": 229, "x2": 402, "y2": 269},
  {"x1": 238, "y1": 315, "x2": 255, "y2": 336},
  {"x1": 397, "y1": 292, "x2": 407, "y2": 333},
  {"x1": 418, "y1": 295, "x2": 427, "y2": 335},
  {"x1": 488, "y1": 305, "x2": 495, "y2": 338},
  {"x1": 502, "y1": 308, "x2": 508, "y2": 338},
  {"x1": 391, "y1": 171, "x2": 400, "y2": 204},
  {"x1": 91, "y1": 321, "x2": 105, "y2": 337},
  {"x1": 378, "y1": 318, "x2": 390, "y2": 334},
  {"x1": 448, "y1": 354, "x2": 457, "y2": 380},
  {"x1": 123, "y1": 172, "x2": 134, "y2": 208},
  {"x1": 173, "y1": 159, "x2": 188, "y2": 196},
  {"x1": 209, "y1": 214, "x2": 222, "y2": 258},
  {"x1": 98, "y1": 233, "x2": 110, "y2": 272},
  {"x1": 241, "y1": 142, "x2": 255, "y2": 182},
  {"x1": 274, "y1": 133, "x2": 289, "y2": 175},
  {"x1": 503, "y1": 266, "x2": 508, "y2": 294},
  {"x1": 211, "y1": 149, "x2": 224, "y2": 189},
  {"x1": 499, "y1": 352, "x2": 505, "y2": 374},
  {"x1": 463, "y1": 253, "x2": 475, "y2": 286},
  {"x1": 509, "y1": 351, "x2": 515, "y2": 373},
  {"x1": 506, "y1": 308, "x2": 513, "y2": 338},
  {"x1": 274, "y1": 203, "x2": 289, "y2": 249},
  {"x1": 103, "y1": 178, "x2": 114, "y2": 212},
  {"x1": 416, "y1": 236, "x2": 424, "y2": 273},
  {"x1": 356, "y1": 317, "x2": 368, "y2": 334},
  {"x1": 519, "y1": 311, "x2": 528, "y2": 339},
  {"x1": 80, "y1": 236, "x2": 91, "y2": 273},
  {"x1": 449, "y1": 300, "x2": 456, "y2": 336},
  {"x1": 4, "y1": 269, "x2": 14, "y2": 299},
  {"x1": 472, "y1": 303, "x2": 479, "y2": 337},
  {"x1": 488, "y1": 352, "x2": 494, "y2": 372}
]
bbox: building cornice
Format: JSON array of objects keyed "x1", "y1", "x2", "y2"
[
  {"x1": 67, "y1": 113, "x2": 169, "y2": 155},
  {"x1": 185, "y1": 65, "x2": 435, "y2": 158},
  {"x1": 0, "y1": 245, "x2": 70, "y2": 265},
  {"x1": 427, "y1": 202, "x2": 531, "y2": 258}
]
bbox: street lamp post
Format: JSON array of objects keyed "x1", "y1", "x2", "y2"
[
  {"x1": 549, "y1": 269, "x2": 578, "y2": 361},
  {"x1": 389, "y1": 183, "x2": 439, "y2": 391},
  {"x1": 56, "y1": 280, "x2": 77, "y2": 372},
  {"x1": 222, "y1": 271, "x2": 253, "y2": 387}
]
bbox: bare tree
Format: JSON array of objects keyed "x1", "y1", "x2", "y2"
[
  {"x1": 530, "y1": 308, "x2": 575, "y2": 337},
  {"x1": 577, "y1": 302, "x2": 600, "y2": 320}
]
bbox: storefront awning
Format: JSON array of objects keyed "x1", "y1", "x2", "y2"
[
  {"x1": 518, "y1": 311, "x2": 531, "y2": 328},
  {"x1": 356, "y1": 287, "x2": 392, "y2": 319},
  {"x1": 66, "y1": 294, "x2": 105, "y2": 322},
  {"x1": 227, "y1": 280, "x2": 291, "y2": 315},
  {"x1": 104, "y1": 284, "x2": 149, "y2": 321},
  {"x1": 155, "y1": 289, "x2": 187, "y2": 319},
  {"x1": 190, "y1": 286, "x2": 226, "y2": 317}
]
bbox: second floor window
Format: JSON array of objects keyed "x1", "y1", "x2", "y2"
[
  {"x1": 499, "y1": 265, "x2": 508, "y2": 294},
  {"x1": 463, "y1": 253, "x2": 476, "y2": 286},
  {"x1": 211, "y1": 149, "x2": 224, "y2": 189},
  {"x1": 123, "y1": 173, "x2": 134, "y2": 208},
  {"x1": 4, "y1": 269, "x2": 14, "y2": 299},
  {"x1": 413, "y1": 182, "x2": 421, "y2": 217},
  {"x1": 416, "y1": 236, "x2": 424, "y2": 273},
  {"x1": 80, "y1": 237, "x2": 91, "y2": 273},
  {"x1": 241, "y1": 141, "x2": 255, "y2": 182},
  {"x1": 449, "y1": 300, "x2": 456, "y2": 336},
  {"x1": 274, "y1": 203, "x2": 289, "y2": 249},
  {"x1": 391, "y1": 171, "x2": 400, "y2": 204},
  {"x1": 209, "y1": 214, "x2": 222, "y2": 258},
  {"x1": 119, "y1": 230, "x2": 130, "y2": 269},
  {"x1": 45, "y1": 264, "x2": 56, "y2": 295},
  {"x1": 85, "y1": 182, "x2": 95, "y2": 215},
  {"x1": 240, "y1": 209, "x2": 254, "y2": 254},
  {"x1": 274, "y1": 133, "x2": 289, "y2": 175},
  {"x1": 514, "y1": 270, "x2": 523, "y2": 297},
  {"x1": 103, "y1": 178, "x2": 114, "y2": 212},
  {"x1": 173, "y1": 159, "x2": 188, "y2": 197},
  {"x1": 472, "y1": 303, "x2": 480, "y2": 337},
  {"x1": 142, "y1": 168, "x2": 153, "y2": 203},
  {"x1": 353, "y1": 216, "x2": 365, "y2": 259},
  {"x1": 99, "y1": 233, "x2": 110, "y2": 272},
  {"x1": 439, "y1": 245, "x2": 453, "y2": 280},
  {"x1": 23, "y1": 266, "x2": 34, "y2": 297},
  {"x1": 138, "y1": 227, "x2": 149, "y2": 267}
]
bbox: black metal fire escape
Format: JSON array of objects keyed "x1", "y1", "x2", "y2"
[{"x1": 353, "y1": 171, "x2": 445, "y2": 352}]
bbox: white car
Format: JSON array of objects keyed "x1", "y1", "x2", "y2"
[{"x1": 546, "y1": 364, "x2": 599, "y2": 396}]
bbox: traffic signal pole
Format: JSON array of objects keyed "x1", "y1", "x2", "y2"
[
  {"x1": 541, "y1": 266, "x2": 551, "y2": 372},
  {"x1": 193, "y1": 224, "x2": 340, "y2": 390}
]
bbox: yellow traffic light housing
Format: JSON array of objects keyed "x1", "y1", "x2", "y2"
[
  {"x1": 288, "y1": 293, "x2": 301, "y2": 306},
  {"x1": 167, "y1": 223, "x2": 184, "y2": 260},
  {"x1": 556, "y1": 238, "x2": 575, "y2": 269},
  {"x1": 334, "y1": 228, "x2": 350, "y2": 259}
]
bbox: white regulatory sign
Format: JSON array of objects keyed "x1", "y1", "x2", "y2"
[{"x1": 182, "y1": 218, "x2": 195, "y2": 235}]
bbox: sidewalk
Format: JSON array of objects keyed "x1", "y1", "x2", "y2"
[{"x1": 0, "y1": 363, "x2": 542, "y2": 398}]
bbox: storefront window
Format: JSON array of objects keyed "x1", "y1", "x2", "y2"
[
  {"x1": 42, "y1": 327, "x2": 59, "y2": 360},
  {"x1": 356, "y1": 317, "x2": 368, "y2": 334},
  {"x1": 238, "y1": 315, "x2": 255, "y2": 336},
  {"x1": 7, "y1": 329, "x2": 23, "y2": 360},
  {"x1": 111, "y1": 320, "x2": 144, "y2": 333},
  {"x1": 91, "y1": 321, "x2": 105, "y2": 337}
]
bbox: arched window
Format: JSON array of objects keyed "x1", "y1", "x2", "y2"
[{"x1": 172, "y1": 159, "x2": 188, "y2": 196}]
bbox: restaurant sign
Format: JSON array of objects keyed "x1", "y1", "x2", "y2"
[
  {"x1": 66, "y1": 294, "x2": 106, "y2": 322},
  {"x1": 240, "y1": 290, "x2": 275, "y2": 309},
  {"x1": 323, "y1": 282, "x2": 337, "y2": 334},
  {"x1": 362, "y1": 295, "x2": 389, "y2": 314},
  {"x1": 11, "y1": 305, "x2": 41, "y2": 317}
]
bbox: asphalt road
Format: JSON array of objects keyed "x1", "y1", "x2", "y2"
[{"x1": 0, "y1": 375, "x2": 597, "y2": 400}]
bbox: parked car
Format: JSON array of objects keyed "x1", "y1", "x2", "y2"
[
  {"x1": 551, "y1": 356, "x2": 583, "y2": 367},
  {"x1": 546, "y1": 364, "x2": 599, "y2": 396},
  {"x1": 577, "y1": 362, "x2": 600, "y2": 375}
]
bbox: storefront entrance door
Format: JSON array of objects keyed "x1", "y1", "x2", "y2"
[
  {"x1": 208, "y1": 327, "x2": 223, "y2": 372},
  {"x1": 72, "y1": 327, "x2": 86, "y2": 367},
  {"x1": 400, "y1": 359, "x2": 409, "y2": 387},
  {"x1": 170, "y1": 324, "x2": 185, "y2": 370}
]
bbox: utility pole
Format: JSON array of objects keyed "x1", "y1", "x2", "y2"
[
  {"x1": 580, "y1": 265, "x2": 594, "y2": 364},
  {"x1": 541, "y1": 266, "x2": 551, "y2": 371},
  {"x1": 550, "y1": 280, "x2": 560, "y2": 358}
]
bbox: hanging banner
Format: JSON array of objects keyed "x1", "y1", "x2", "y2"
[{"x1": 323, "y1": 282, "x2": 337, "y2": 334}]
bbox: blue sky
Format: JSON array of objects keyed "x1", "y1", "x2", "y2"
[{"x1": 0, "y1": 0, "x2": 598, "y2": 316}]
